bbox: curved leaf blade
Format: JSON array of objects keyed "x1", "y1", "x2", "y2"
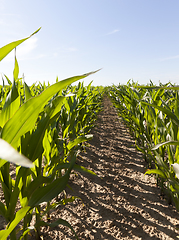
[
  {"x1": 151, "y1": 141, "x2": 179, "y2": 150},
  {"x1": 0, "y1": 28, "x2": 41, "y2": 62},
  {"x1": 0, "y1": 206, "x2": 30, "y2": 240},
  {"x1": 28, "y1": 154, "x2": 76, "y2": 206},
  {"x1": 145, "y1": 169, "x2": 167, "y2": 178},
  {"x1": 142, "y1": 101, "x2": 179, "y2": 126},
  {"x1": 0, "y1": 139, "x2": 33, "y2": 168},
  {"x1": 171, "y1": 163, "x2": 179, "y2": 179},
  {"x1": 35, "y1": 219, "x2": 79, "y2": 240},
  {"x1": 67, "y1": 134, "x2": 93, "y2": 150},
  {"x1": 1, "y1": 71, "x2": 98, "y2": 147}
]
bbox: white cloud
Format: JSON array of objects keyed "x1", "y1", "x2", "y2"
[
  {"x1": 106, "y1": 29, "x2": 120, "y2": 35},
  {"x1": 53, "y1": 52, "x2": 58, "y2": 57},
  {"x1": 0, "y1": 0, "x2": 5, "y2": 10},
  {"x1": 0, "y1": 20, "x2": 6, "y2": 26},
  {"x1": 17, "y1": 37, "x2": 38, "y2": 58},
  {"x1": 1, "y1": 36, "x2": 40, "y2": 62},
  {"x1": 67, "y1": 47, "x2": 77, "y2": 52},
  {"x1": 159, "y1": 55, "x2": 179, "y2": 61},
  {"x1": 59, "y1": 47, "x2": 78, "y2": 53},
  {"x1": 53, "y1": 46, "x2": 78, "y2": 57},
  {"x1": 0, "y1": 13, "x2": 22, "y2": 30}
]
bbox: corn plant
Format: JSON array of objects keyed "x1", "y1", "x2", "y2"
[
  {"x1": 0, "y1": 29, "x2": 102, "y2": 239},
  {"x1": 108, "y1": 81, "x2": 179, "y2": 212}
]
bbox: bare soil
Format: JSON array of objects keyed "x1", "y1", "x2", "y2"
[
  {"x1": 1, "y1": 96, "x2": 179, "y2": 239},
  {"x1": 38, "y1": 96, "x2": 179, "y2": 239}
]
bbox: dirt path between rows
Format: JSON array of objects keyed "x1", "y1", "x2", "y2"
[{"x1": 35, "y1": 96, "x2": 179, "y2": 239}]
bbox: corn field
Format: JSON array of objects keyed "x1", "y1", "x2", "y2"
[
  {"x1": 108, "y1": 80, "x2": 179, "y2": 211},
  {"x1": 0, "y1": 29, "x2": 103, "y2": 239},
  {"x1": 1, "y1": 29, "x2": 179, "y2": 239}
]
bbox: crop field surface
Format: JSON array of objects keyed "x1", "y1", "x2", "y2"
[
  {"x1": 1, "y1": 31, "x2": 179, "y2": 240},
  {"x1": 16, "y1": 96, "x2": 178, "y2": 240}
]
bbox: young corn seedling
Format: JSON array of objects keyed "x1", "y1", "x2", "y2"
[{"x1": 0, "y1": 29, "x2": 101, "y2": 239}]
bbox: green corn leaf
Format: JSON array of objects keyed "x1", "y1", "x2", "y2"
[
  {"x1": 73, "y1": 164, "x2": 97, "y2": 176},
  {"x1": 145, "y1": 169, "x2": 167, "y2": 178},
  {"x1": 0, "y1": 138, "x2": 33, "y2": 168},
  {"x1": 0, "y1": 206, "x2": 30, "y2": 240},
  {"x1": 1, "y1": 71, "x2": 98, "y2": 148},
  {"x1": 3, "y1": 79, "x2": 19, "y2": 107},
  {"x1": 42, "y1": 196, "x2": 80, "y2": 216},
  {"x1": 1, "y1": 181, "x2": 11, "y2": 208},
  {"x1": 24, "y1": 82, "x2": 32, "y2": 102},
  {"x1": 142, "y1": 101, "x2": 179, "y2": 126},
  {"x1": 46, "y1": 95, "x2": 66, "y2": 121},
  {"x1": 23, "y1": 96, "x2": 65, "y2": 161},
  {"x1": 26, "y1": 173, "x2": 55, "y2": 199},
  {"x1": 13, "y1": 55, "x2": 19, "y2": 81},
  {"x1": 174, "y1": 91, "x2": 179, "y2": 118},
  {"x1": 171, "y1": 163, "x2": 179, "y2": 179},
  {"x1": 151, "y1": 140, "x2": 179, "y2": 150},
  {"x1": 0, "y1": 80, "x2": 20, "y2": 128},
  {"x1": 0, "y1": 28, "x2": 41, "y2": 62},
  {"x1": 6, "y1": 183, "x2": 21, "y2": 221},
  {"x1": 155, "y1": 152, "x2": 167, "y2": 168},
  {"x1": 4, "y1": 74, "x2": 12, "y2": 85},
  {"x1": 23, "y1": 116, "x2": 50, "y2": 162},
  {"x1": 56, "y1": 196, "x2": 80, "y2": 206},
  {"x1": 51, "y1": 163, "x2": 97, "y2": 177},
  {"x1": 0, "y1": 202, "x2": 7, "y2": 220},
  {"x1": 28, "y1": 153, "x2": 76, "y2": 206},
  {"x1": 135, "y1": 85, "x2": 179, "y2": 90},
  {"x1": 35, "y1": 219, "x2": 79, "y2": 240},
  {"x1": 18, "y1": 227, "x2": 33, "y2": 240},
  {"x1": 28, "y1": 170, "x2": 70, "y2": 207},
  {"x1": 67, "y1": 134, "x2": 93, "y2": 150}
]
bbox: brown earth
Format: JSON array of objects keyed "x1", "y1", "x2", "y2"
[
  {"x1": 1, "y1": 96, "x2": 179, "y2": 239},
  {"x1": 37, "y1": 96, "x2": 179, "y2": 239}
]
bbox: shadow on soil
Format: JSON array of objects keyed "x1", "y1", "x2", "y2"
[{"x1": 42, "y1": 97, "x2": 179, "y2": 240}]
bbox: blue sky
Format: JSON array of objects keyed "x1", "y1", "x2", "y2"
[{"x1": 0, "y1": 0, "x2": 179, "y2": 86}]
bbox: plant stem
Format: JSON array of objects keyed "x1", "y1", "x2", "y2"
[
  {"x1": 35, "y1": 206, "x2": 41, "y2": 240},
  {"x1": 23, "y1": 215, "x2": 28, "y2": 240},
  {"x1": 10, "y1": 228, "x2": 17, "y2": 240},
  {"x1": 46, "y1": 201, "x2": 50, "y2": 222}
]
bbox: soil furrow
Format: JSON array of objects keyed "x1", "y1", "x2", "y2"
[{"x1": 33, "y1": 96, "x2": 179, "y2": 239}]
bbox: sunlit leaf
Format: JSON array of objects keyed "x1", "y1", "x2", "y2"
[
  {"x1": 35, "y1": 218, "x2": 79, "y2": 240},
  {"x1": 0, "y1": 28, "x2": 41, "y2": 62},
  {"x1": 171, "y1": 163, "x2": 179, "y2": 179},
  {"x1": 13, "y1": 54, "x2": 19, "y2": 81},
  {"x1": 0, "y1": 139, "x2": 33, "y2": 168},
  {"x1": 151, "y1": 140, "x2": 179, "y2": 150},
  {"x1": 0, "y1": 206, "x2": 30, "y2": 240},
  {"x1": 1, "y1": 71, "x2": 98, "y2": 148},
  {"x1": 145, "y1": 169, "x2": 167, "y2": 178},
  {"x1": 67, "y1": 134, "x2": 93, "y2": 150}
]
